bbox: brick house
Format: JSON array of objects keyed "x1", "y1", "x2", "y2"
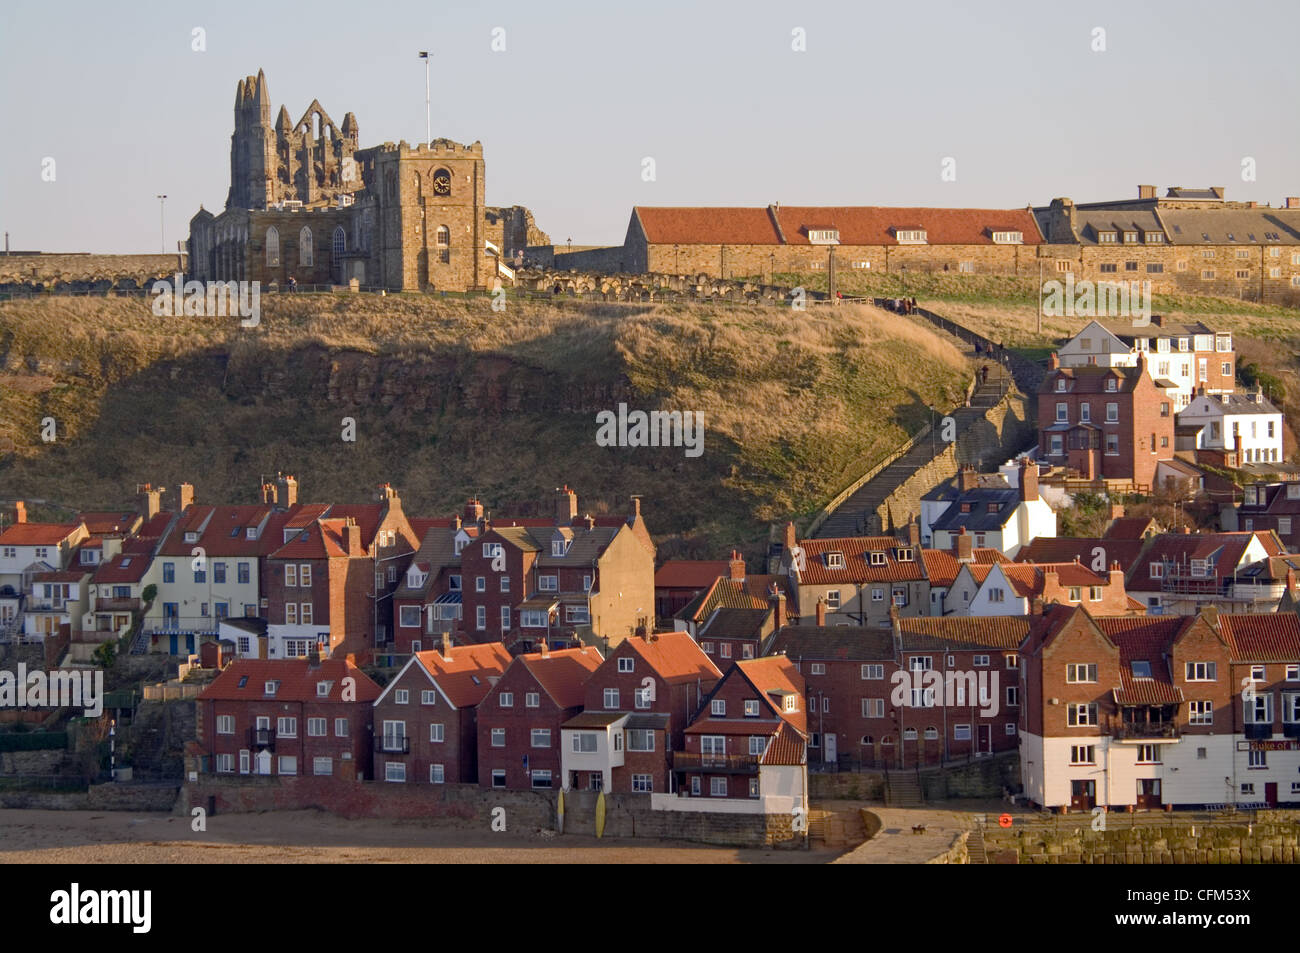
[
  {"x1": 654, "y1": 559, "x2": 730, "y2": 620},
  {"x1": 476, "y1": 644, "x2": 603, "y2": 790},
  {"x1": 371, "y1": 636, "x2": 511, "y2": 784},
  {"x1": 1231, "y1": 480, "x2": 1300, "y2": 551},
  {"x1": 0, "y1": 512, "x2": 88, "y2": 635},
  {"x1": 1125, "y1": 531, "x2": 1284, "y2": 616},
  {"x1": 1039, "y1": 352, "x2": 1177, "y2": 488},
  {"x1": 674, "y1": 656, "x2": 808, "y2": 808},
  {"x1": 1015, "y1": 536, "x2": 1149, "y2": 579},
  {"x1": 1019, "y1": 605, "x2": 1300, "y2": 811},
  {"x1": 196, "y1": 656, "x2": 381, "y2": 781},
  {"x1": 560, "y1": 632, "x2": 721, "y2": 793}
]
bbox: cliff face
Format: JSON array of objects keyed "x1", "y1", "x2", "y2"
[{"x1": 0, "y1": 294, "x2": 970, "y2": 557}]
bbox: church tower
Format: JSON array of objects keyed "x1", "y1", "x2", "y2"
[{"x1": 225, "y1": 69, "x2": 278, "y2": 210}]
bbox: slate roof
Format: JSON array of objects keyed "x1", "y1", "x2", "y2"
[{"x1": 765, "y1": 626, "x2": 897, "y2": 661}]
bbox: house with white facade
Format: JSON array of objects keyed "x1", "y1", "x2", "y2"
[
  {"x1": 1057, "y1": 318, "x2": 1235, "y2": 410},
  {"x1": 920, "y1": 460, "x2": 1056, "y2": 558},
  {"x1": 1176, "y1": 387, "x2": 1284, "y2": 466}
]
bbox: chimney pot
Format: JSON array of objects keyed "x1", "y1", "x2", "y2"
[
  {"x1": 441, "y1": 632, "x2": 452, "y2": 660},
  {"x1": 729, "y1": 550, "x2": 746, "y2": 581},
  {"x1": 956, "y1": 528, "x2": 973, "y2": 562},
  {"x1": 13, "y1": 501, "x2": 26, "y2": 524},
  {"x1": 1047, "y1": 352, "x2": 1060, "y2": 371},
  {"x1": 814, "y1": 597, "x2": 826, "y2": 627}
]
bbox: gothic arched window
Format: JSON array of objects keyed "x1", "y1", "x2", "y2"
[{"x1": 266, "y1": 226, "x2": 280, "y2": 267}]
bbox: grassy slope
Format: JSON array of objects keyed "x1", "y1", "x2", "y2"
[{"x1": 0, "y1": 293, "x2": 970, "y2": 559}]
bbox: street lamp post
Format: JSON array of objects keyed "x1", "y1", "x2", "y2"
[
  {"x1": 155, "y1": 195, "x2": 167, "y2": 253},
  {"x1": 418, "y1": 52, "x2": 431, "y2": 146}
]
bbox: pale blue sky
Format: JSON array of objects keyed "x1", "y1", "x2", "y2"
[{"x1": 2, "y1": 0, "x2": 1297, "y2": 253}]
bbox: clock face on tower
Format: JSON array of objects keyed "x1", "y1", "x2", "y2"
[{"x1": 432, "y1": 170, "x2": 451, "y2": 196}]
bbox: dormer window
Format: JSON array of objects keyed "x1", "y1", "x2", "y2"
[
  {"x1": 1123, "y1": 231, "x2": 1139, "y2": 244},
  {"x1": 991, "y1": 230, "x2": 1022, "y2": 244},
  {"x1": 551, "y1": 538, "x2": 570, "y2": 557},
  {"x1": 894, "y1": 228, "x2": 927, "y2": 245},
  {"x1": 1097, "y1": 230, "x2": 1117, "y2": 244},
  {"x1": 826, "y1": 552, "x2": 845, "y2": 570},
  {"x1": 895, "y1": 547, "x2": 914, "y2": 563},
  {"x1": 246, "y1": 527, "x2": 257, "y2": 540},
  {"x1": 454, "y1": 537, "x2": 466, "y2": 555},
  {"x1": 806, "y1": 228, "x2": 839, "y2": 245},
  {"x1": 1056, "y1": 378, "x2": 1067, "y2": 392},
  {"x1": 1130, "y1": 661, "x2": 1152, "y2": 679},
  {"x1": 868, "y1": 551, "x2": 886, "y2": 566},
  {"x1": 264, "y1": 680, "x2": 279, "y2": 696},
  {"x1": 1144, "y1": 231, "x2": 1165, "y2": 244},
  {"x1": 316, "y1": 681, "x2": 332, "y2": 697},
  {"x1": 784, "y1": 695, "x2": 798, "y2": 712},
  {"x1": 1105, "y1": 378, "x2": 1118, "y2": 392},
  {"x1": 184, "y1": 532, "x2": 199, "y2": 543},
  {"x1": 987, "y1": 502, "x2": 999, "y2": 514}
]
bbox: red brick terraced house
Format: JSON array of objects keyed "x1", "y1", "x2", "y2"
[
  {"x1": 654, "y1": 559, "x2": 730, "y2": 621},
  {"x1": 672, "y1": 656, "x2": 808, "y2": 815},
  {"x1": 560, "y1": 632, "x2": 721, "y2": 794},
  {"x1": 196, "y1": 656, "x2": 381, "y2": 781},
  {"x1": 1019, "y1": 605, "x2": 1300, "y2": 812},
  {"x1": 371, "y1": 637, "x2": 511, "y2": 784},
  {"x1": 1015, "y1": 536, "x2": 1149, "y2": 579},
  {"x1": 1039, "y1": 352, "x2": 1176, "y2": 490},
  {"x1": 1232, "y1": 480, "x2": 1300, "y2": 552},
  {"x1": 1125, "y1": 530, "x2": 1284, "y2": 617},
  {"x1": 476, "y1": 644, "x2": 604, "y2": 791}
]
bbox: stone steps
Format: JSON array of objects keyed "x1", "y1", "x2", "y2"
[
  {"x1": 885, "y1": 771, "x2": 924, "y2": 807},
  {"x1": 967, "y1": 829, "x2": 987, "y2": 864}
]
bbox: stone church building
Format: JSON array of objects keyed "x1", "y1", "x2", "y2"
[{"x1": 188, "y1": 70, "x2": 547, "y2": 292}]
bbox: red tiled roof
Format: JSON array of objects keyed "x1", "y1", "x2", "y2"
[
  {"x1": 997, "y1": 562, "x2": 1108, "y2": 599},
  {"x1": 628, "y1": 632, "x2": 722, "y2": 685},
  {"x1": 1219, "y1": 614, "x2": 1300, "y2": 662},
  {"x1": 0, "y1": 523, "x2": 81, "y2": 546},
  {"x1": 270, "y1": 519, "x2": 352, "y2": 559},
  {"x1": 1129, "y1": 532, "x2": 1275, "y2": 585},
  {"x1": 200, "y1": 658, "x2": 381, "y2": 703},
  {"x1": 897, "y1": 616, "x2": 1034, "y2": 650},
  {"x1": 761, "y1": 721, "x2": 807, "y2": 766},
  {"x1": 157, "y1": 505, "x2": 275, "y2": 557},
  {"x1": 1094, "y1": 617, "x2": 1191, "y2": 705},
  {"x1": 636, "y1": 207, "x2": 782, "y2": 245},
  {"x1": 92, "y1": 552, "x2": 150, "y2": 584},
  {"x1": 77, "y1": 511, "x2": 140, "y2": 535},
  {"x1": 794, "y1": 536, "x2": 926, "y2": 585},
  {"x1": 413, "y1": 642, "x2": 512, "y2": 708},
  {"x1": 1105, "y1": 517, "x2": 1159, "y2": 540},
  {"x1": 735, "y1": 656, "x2": 806, "y2": 734},
  {"x1": 1016, "y1": 537, "x2": 1146, "y2": 574},
  {"x1": 775, "y1": 206, "x2": 1044, "y2": 246},
  {"x1": 633, "y1": 206, "x2": 1043, "y2": 246},
  {"x1": 32, "y1": 569, "x2": 90, "y2": 583},
  {"x1": 654, "y1": 560, "x2": 731, "y2": 589},
  {"x1": 519, "y1": 646, "x2": 604, "y2": 709}
]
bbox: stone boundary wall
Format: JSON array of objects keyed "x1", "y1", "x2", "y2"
[
  {"x1": 0, "y1": 254, "x2": 187, "y2": 293},
  {"x1": 875, "y1": 388, "x2": 1036, "y2": 533},
  {"x1": 0, "y1": 782, "x2": 179, "y2": 812},
  {"x1": 178, "y1": 776, "x2": 802, "y2": 847},
  {"x1": 984, "y1": 818, "x2": 1300, "y2": 863},
  {"x1": 925, "y1": 830, "x2": 971, "y2": 864}
]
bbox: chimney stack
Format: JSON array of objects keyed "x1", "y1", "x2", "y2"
[
  {"x1": 959, "y1": 467, "x2": 979, "y2": 493},
  {"x1": 729, "y1": 549, "x2": 746, "y2": 581},
  {"x1": 1286, "y1": 197, "x2": 1300, "y2": 210},
  {"x1": 344, "y1": 517, "x2": 362, "y2": 555},
  {"x1": 136, "y1": 483, "x2": 162, "y2": 520},
  {"x1": 783, "y1": 521, "x2": 797, "y2": 558},
  {"x1": 442, "y1": 632, "x2": 452, "y2": 661},
  {"x1": 1019, "y1": 459, "x2": 1038, "y2": 503},
  {"x1": 769, "y1": 583, "x2": 787, "y2": 630},
  {"x1": 956, "y1": 528, "x2": 973, "y2": 562},
  {"x1": 12, "y1": 501, "x2": 26, "y2": 524},
  {"x1": 585, "y1": 513, "x2": 595, "y2": 530},
  {"x1": 1031, "y1": 596, "x2": 1045, "y2": 616},
  {"x1": 1138, "y1": 184, "x2": 1156, "y2": 200},
  {"x1": 276, "y1": 473, "x2": 297, "y2": 508},
  {"x1": 538, "y1": 640, "x2": 550, "y2": 659},
  {"x1": 175, "y1": 482, "x2": 195, "y2": 513},
  {"x1": 815, "y1": 597, "x2": 826, "y2": 627},
  {"x1": 907, "y1": 521, "x2": 920, "y2": 547},
  {"x1": 630, "y1": 496, "x2": 642, "y2": 520},
  {"x1": 554, "y1": 486, "x2": 578, "y2": 526},
  {"x1": 1047, "y1": 352, "x2": 1060, "y2": 371},
  {"x1": 452, "y1": 513, "x2": 462, "y2": 530},
  {"x1": 379, "y1": 483, "x2": 402, "y2": 512},
  {"x1": 464, "y1": 498, "x2": 484, "y2": 523},
  {"x1": 260, "y1": 481, "x2": 277, "y2": 505}
]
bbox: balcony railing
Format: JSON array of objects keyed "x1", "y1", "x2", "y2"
[
  {"x1": 1114, "y1": 722, "x2": 1180, "y2": 740},
  {"x1": 249, "y1": 727, "x2": 277, "y2": 749},
  {"x1": 672, "y1": 752, "x2": 759, "y2": 774},
  {"x1": 96, "y1": 597, "x2": 140, "y2": 612},
  {"x1": 376, "y1": 736, "x2": 410, "y2": 754}
]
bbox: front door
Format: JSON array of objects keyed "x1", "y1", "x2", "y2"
[
  {"x1": 1266, "y1": 782, "x2": 1278, "y2": 807},
  {"x1": 1137, "y1": 778, "x2": 1162, "y2": 809},
  {"x1": 824, "y1": 733, "x2": 837, "y2": 766},
  {"x1": 255, "y1": 749, "x2": 272, "y2": 775},
  {"x1": 169, "y1": 633, "x2": 178, "y2": 655},
  {"x1": 978, "y1": 724, "x2": 992, "y2": 757},
  {"x1": 1070, "y1": 779, "x2": 1095, "y2": 811}
]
